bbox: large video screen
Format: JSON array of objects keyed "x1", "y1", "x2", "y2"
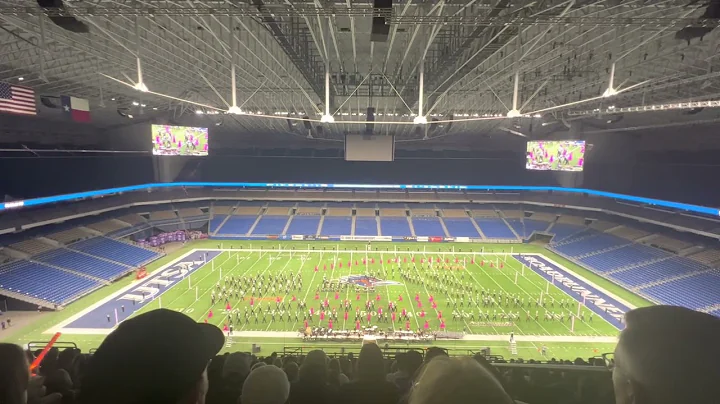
[
  {"x1": 152, "y1": 125, "x2": 209, "y2": 156},
  {"x1": 526, "y1": 140, "x2": 585, "y2": 172}
]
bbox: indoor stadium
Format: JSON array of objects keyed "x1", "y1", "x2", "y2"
[{"x1": 1, "y1": 1, "x2": 720, "y2": 404}]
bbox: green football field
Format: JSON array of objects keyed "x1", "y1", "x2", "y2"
[{"x1": 2, "y1": 240, "x2": 653, "y2": 360}]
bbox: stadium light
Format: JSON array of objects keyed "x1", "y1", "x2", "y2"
[
  {"x1": 320, "y1": 114, "x2": 335, "y2": 123},
  {"x1": 413, "y1": 116, "x2": 428, "y2": 125},
  {"x1": 507, "y1": 109, "x2": 521, "y2": 118}
]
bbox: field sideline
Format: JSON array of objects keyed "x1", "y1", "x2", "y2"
[{"x1": 1, "y1": 240, "x2": 652, "y2": 360}]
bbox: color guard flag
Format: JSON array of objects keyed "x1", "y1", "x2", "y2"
[{"x1": 61, "y1": 95, "x2": 91, "y2": 122}]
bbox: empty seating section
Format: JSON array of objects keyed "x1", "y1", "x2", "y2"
[
  {"x1": 610, "y1": 257, "x2": 707, "y2": 287},
  {"x1": 505, "y1": 219, "x2": 525, "y2": 238},
  {"x1": 0, "y1": 260, "x2": 100, "y2": 305},
  {"x1": 71, "y1": 237, "x2": 160, "y2": 267},
  {"x1": 320, "y1": 217, "x2": 351, "y2": 236},
  {"x1": 409, "y1": 208, "x2": 435, "y2": 216},
  {"x1": 235, "y1": 207, "x2": 262, "y2": 215},
  {"x1": 216, "y1": 216, "x2": 256, "y2": 235},
  {"x1": 529, "y1": 212, "x2": 557, "y2": 222},
  {"x1": 36, "y1": 249, "x2": 130, "y2": 280},
  {"x1": 443, "y1": 218, "x2": 480, "y2": 237},
  {"x1": 10, "y1": 239, "x2": 55, "y2": 255},
  {"x1": 116, "y1": 213, "x2": 146, "y2": 225},
  {"x1": 688, "y1": 249, "x2": 720, "y2": 265},
  {"x1": 88, "y1": 220, "x2": 129, "y2": 235},
  {"x1": 251, "y1": 216, "x2": 289, "y2": 235},
  {"x1": 501, "y1": 209, "x2": 524, "y2": 219},
  {"x1": 642, "y1": 272, "x2": 720, "y2": 310},
  {"x1": 354, "y1": 217, "x2": 378, "y2": 236},
  {"x1": 177, "y1": 208, "x2": 205, "y2": 218},
  {"x1": 149, "y1": 210, "x2": 178, "y2": 221},
  {"x1": 549, "y1": 223, "x2": 585, "y2": 241},
  {"x1": 442, "y1": 209, "x2": 468, "y2": 218},
  {"x1": 47, "y1": 228, "x2": 94, "y2": 244},
  {"x1": 475, "y1": 219, "x2": 516, "y2": 239},
  {"x1": 327, "y1": 208, "x2": 352, "y2": 217},
  {"x1": 380, "y1": 208, "x2": 407, "y2": 217},
  {"x1": 556, "y1": 215, "x2": 586, "y2": 225},
  {"x1": 380, "y1": 218, "x2": 411, "y2": 237},
  {"x1": 212, "y1": 206, "x2": 235, "y2": 215},
  {"x1": 286, "y1": 216, "x2": 320, "y2": 235},
  {"x1": 471, "y1": 209, "x2": 498, "y2": 218},
  {"x1": 0, "y1": 250, "x2": 13, "y2": 264},
  {"x1": 579, "y1": 245, "x2": 666, "y2": 272},
  {"x1": 646, "y1": 235, "x2": 693, "y2": 253},
  {"x1": 553, "y1": 233, "x2": 628, "y2": 257},
  {"x1": 296, "y1": 207, "x2": 322, "y2": 215},
  {"x1": 589, "y1": 220, "x2": 617, "y2": 231},
  {"x1": 524, "y1": 219, "x2": 551, "y2": 235},
  {"x1": 355, "y1": 208, "x2": 376, "y2": 216},
  {"x1": 265, "y1": 207, "x2": 291, "y2": 215},
  {"x1": 609, "y1": 226, "x2": 650, "y2": 241},
  {"x1": 412, "y1": 217, "x2": 445, "y2": 236}
]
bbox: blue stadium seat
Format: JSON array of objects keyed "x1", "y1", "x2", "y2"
[
  {"x1": 36, "y1": 249, "x2": 131, "y2": 281},
  {"x1": 642, "y1": 272, "x2": 720, "y2": 310},
  {"x1": 552, "y1": 233, "x2": 628, "y2": 257},
  {"x1": 217, "y1": 216, "x2": 256, "y2": 235},
  {"x1": 355, "y1": 217, "x2": 378, "y2": 236},
  {"x1": 380, "y1": 218, "x2": 412, "y2": 237},
  {"x1": 611, "y1": 257, "x2": 709, "y2": 287},
  {"x1": 286, "y1": 216, "x2": 321, "y2": 236},
  {"x1": 443, "y1": 218, "x2": 481, "y2": 237},
  {"x1": 320, "y1": 217, "x2": 352, "y2": 236},
  {"x1": 70, "y1": 237, "x2": 160, "y2": 267},
  {"x1": 549, "y1": 223, "x2": 586, "y2": 241},
  {"x1": 579, "y1": 244, "x2": 666, "y2": 272},
  {"x1": 0, "y1": 260, "x2": 101, "y2": 305},
  {"x1": 412, "y1": 217, "x2": 445, "y2": 237},
  {"x1": 475, "y1": 218, "x2": 516, "y2": 239},
  {"x1": 209, "y1": 215, "x2": 228, "y2": 233},
  {"x1": 251, "y1": 216, "x2": 289, "y2": 235}
]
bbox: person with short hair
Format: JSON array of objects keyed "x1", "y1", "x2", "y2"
[
  {"x1": 409, "y1": 356, "x2": 513, "y2": 404},
  {"x1": 240, "y1": 365, "x2": 290, "y2": 404},
  {"x1": 611, "y1": 305, "x2": 720, "y2": 404},
  {"x1": 78, "y1": 309, "x2": 224, "y2": 404},
  {"x1": 339, "y1": 344, "x2": 399, "y2": 404}
]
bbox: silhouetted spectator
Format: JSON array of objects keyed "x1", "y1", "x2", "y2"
[
  {"x1": 339, "y1": 344, "x2": 398, "y2": 404},
  {"x1": 410, "y1": 356, "x2": 514, "y2": 404},
  {"x1": 241, "y1": 364, "x2": 290, "y2": 404},
  {"x1": 283, "y1": 362, "x2": 299, "y2": 383},
  {"x1": 289, "y1": 350, "x2": 336, "y2": 404},
  {"x1": 612, "y1": 306, "x2": 720, "y2": 404},
  {"x1": 328, "y1": 359, "x2": 348, "y2": 387},
  {"x1": 388, "y1": 350, "x2": 423, "y2": 395},
  {"x1": 78, "y1": 309, "x2": 224, "y2": 404},
  {"x1": 0, "y1": 343, "x2": 29, "y2": 404}
]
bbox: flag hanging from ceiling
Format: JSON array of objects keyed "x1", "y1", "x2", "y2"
[
  {"x1": 0, "y1": 82, "x2": 36, "y2": 116},
  {"x1": 61, "y1": 95, "x2": 91, "y2": 122}
]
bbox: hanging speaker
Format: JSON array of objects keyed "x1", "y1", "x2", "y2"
[
  {"x1": 371, "y1": 0, "x2": 392, "y2": 42},
  {"x1": 366, "y1": 107, "x2": 375, "y2": 134}
]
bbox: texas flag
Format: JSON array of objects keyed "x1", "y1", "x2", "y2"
[{"x1": 61, "y1": 95, "x2": 91, "y2": 122}]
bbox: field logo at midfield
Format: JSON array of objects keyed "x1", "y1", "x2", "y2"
[
  {"x1": 339, "y1": 275, "x2": 402, "y2": 288},
  {"x1": 513, "y1": 254, "x2": 630, "y2": 330}
]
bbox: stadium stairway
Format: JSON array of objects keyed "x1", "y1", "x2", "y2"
[
  {"x1": 351, "y1": 216, "x2": 356, "y2": 236},
  {"x1": 439, "y1": 217, "x2": 451, "y2": 238},
  {"x1": 315, "y1": 215, "x2": 325, "y2": 237},
  {"x1": 407, "y1": 216, "x2": 417, "y2": 238},
  {"x1": 246, "y1": 215, "x2": 263, "y2": 236},
  {"x1": 211, "y1": 214, "x2": 233, "y2": 236},
  {"x1": 376, "y1": 216, "x2": 382, "y2": 236},
  {"x1": 470, "y1": 217, "x2": 487, "y2": 239},
  {"x1": 500, "y1": 216, "x2": 521, "y2": 240},
  {"x1": 281, "y1": 216, "x2": 294, "y2": 236}
]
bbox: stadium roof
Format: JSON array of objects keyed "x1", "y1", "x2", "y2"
[{"x1": 2, "y1": 0, "x2": 720, "y2": 147}]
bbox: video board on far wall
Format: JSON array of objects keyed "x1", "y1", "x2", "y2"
[
  {"x1": 526, "y1": 140, "x2": 585, "y2": 172},
  {"x1": 152, "y1": 124, "x2": 209, "y2": 156}
]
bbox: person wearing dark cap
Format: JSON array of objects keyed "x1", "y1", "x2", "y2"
[
  {"x1": 79, "y1": 309, "x2": 224, "y2": 404},
  {"x1": 612, "y1": 305, "x2": 720, "y2": 404}
]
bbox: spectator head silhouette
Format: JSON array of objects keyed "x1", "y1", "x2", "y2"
[
  {"x1": 0, "y1": 343, "x2": 29, "y2": 404},
  {"x1": 79, "y1": 309, "x2": 224, "y2": 404},
  {"x1": 613, "y1": 305, "x2": 720, "y2": 404},
  {"x1": 357, "y1": 343, "x2": 386, "y2": 383},
  {"x1": 283, "y1": 361, "x2": 299, "y2": 382},
  {"x1": 409, "y1": 356, "x2": 513, "y2": 404},
  {"x1": 298, "y1": 350, "x2": 328, "y2": 384},
  {"x1": 240, "y1": 364, "x2": 290, "y2": 404}
]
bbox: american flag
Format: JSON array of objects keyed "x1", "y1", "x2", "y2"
[{"x1": 0, "y1": 82, "x2": 36, "y2": 116}]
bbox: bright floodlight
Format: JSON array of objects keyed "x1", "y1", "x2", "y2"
[
  {"x1": 227, "y1": 106, "x2": 243, "y2": 115},
  {"x1": 134, "y1": 82, "x2": 148, "y2": 92},
  {"x1": 413, "y1": 116, "x2": 427, "y2": 125},
  {"x1": 320, "y1": 114, "x2": 335, "y2": 123},
  {"x1": 603, "y1": 87, "x2": 617, "y2": 97},
  {"x1": 506, "y1": 109, "x2": 521, "y2": 118}
]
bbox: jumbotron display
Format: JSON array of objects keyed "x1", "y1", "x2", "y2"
[
  {"x1": 152, "y1": 124, "x2": 209, "y2": 156},
  {"x1": 526, "y1": 140, "x2": 585, "y2": 172}
]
